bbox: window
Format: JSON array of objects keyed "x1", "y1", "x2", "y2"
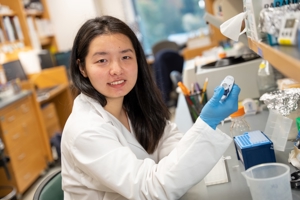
[{"x1": 132, "y1": 0, "x2": 208, "y2": 55}]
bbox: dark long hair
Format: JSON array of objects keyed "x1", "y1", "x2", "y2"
[{"x1": 70, "y1": 16, "x2": 170, "y2": 154}]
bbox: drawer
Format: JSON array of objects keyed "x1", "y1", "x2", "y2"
[
  {"x1": 42, "y1": 103, "x2": 59, "y2": 121},
  {"x1": 2, "y1": 124, "x2": 30, "y2": 154},
  {"x1": 14, "y1": 152, "x2": 46, "y2": 193},
  {"x1": 0, "y1": 98, "x2": 34, "y2": 130},
  {"x1": 2, "y1": 117, "x2": 40, "y2": 154},
  {"x1": 0, "y1": 107, "x2": 21, "y2": 130},
  {"x1": 45, "y1": 115, "x2": 60, "y2": 130},
  {"x1": 9, "y1": 138, "x2": 41, "y2": 169}
]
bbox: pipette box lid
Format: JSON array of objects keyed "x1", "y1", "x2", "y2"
[{"x1": 233, "y1": 130, "x2": 276, "y2": 170}]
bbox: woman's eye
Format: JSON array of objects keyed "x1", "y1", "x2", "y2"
[
  {"x1": 123, "y1": 56, "x2": 131, "y2": 60},
  {"x1": 96, "y1": 59, "x2": 107, "y2": 63}
]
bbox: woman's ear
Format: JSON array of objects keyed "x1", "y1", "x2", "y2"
[{"x1": 77, "y1": 59, "x2": 87, "y2": 77}]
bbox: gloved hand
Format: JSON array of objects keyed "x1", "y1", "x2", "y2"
[{"x1": 200, "y1": 84, "x2": 240, "y2": 129}]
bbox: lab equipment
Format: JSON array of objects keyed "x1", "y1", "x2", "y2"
[
  {"x1": 188, "y1": 58, "x2": 262, "y2": 101},
  {"x1": 220, "y1": 75, "x2": 234, "y2": 101},
  {"x1": 278, "y1": 12, "x2": 300, "y2": 45},
  {"x1": 264, "y1": 109, "x2": 293, "y2": 151},
  {"x1": 242, "y1": 163, "x2": 292, "y2": 200},
  {"x1": 257, "y1": 60, "x2": 277, "y2": 96},
  {"x1": 290, "y1": 170, "x2": 300, "y2": 189},
  {"x1": 234, "y1": 130, "x2": 276, "y2": 170},
  {"x1": 230, "y1": 106, "x2": 251, "y2": 137},
  {"x1": 242, "y1": 98, "x2": 258, "y2": 115}
]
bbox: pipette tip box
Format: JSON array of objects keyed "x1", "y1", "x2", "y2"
[{"x1": 233, "y1": 130, "x2": 276, "y2": 170}]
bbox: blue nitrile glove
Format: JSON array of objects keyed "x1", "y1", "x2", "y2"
[{"x1": 200, "y1": 84, "x2": 241, "y2": 129}]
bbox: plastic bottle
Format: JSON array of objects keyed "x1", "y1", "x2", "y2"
[
  {"x1": 257, "y1": 60, "x2": 277, "y2": 96},
  {"x1": 230, "y1": 106, "x2": 251, "y2": 138}
]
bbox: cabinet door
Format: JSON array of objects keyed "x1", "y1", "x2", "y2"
[
  {"x1": 0, "y1": 95, "x2": 47, "y2": 194},
  {"x1": 41, "y1": 103, "x2": 61, "y2": 139}
]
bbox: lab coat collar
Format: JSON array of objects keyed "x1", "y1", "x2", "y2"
[{"x1": 79, "y1": 93, "x2": 149, "y2": 155}]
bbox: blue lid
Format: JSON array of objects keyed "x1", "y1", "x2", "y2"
[{"x1": 234, "y1": 130, "x2": 271, "y2": 149}]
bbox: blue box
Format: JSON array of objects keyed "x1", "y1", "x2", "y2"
[{"x1": 233, "y1": 130, "x2": 276, "y2": 170}]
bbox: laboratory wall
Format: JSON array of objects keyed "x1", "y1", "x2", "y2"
[
  {"x1": 45, "y1": 0, "x2": 135, "y2": 52},
  {"x1": 45, "y1": 0, "x2": 98, "y2": 51}
]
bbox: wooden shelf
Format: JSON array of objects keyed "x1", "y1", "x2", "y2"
[
  {"x1": 25, "y1": 10, "x2": 43, "y2": 17},
  {"x1": 203, "y1": 11, "x2": 300, "y2": 83},
  {"x1": 0, "y1": 12, "x2": 15, "y2": 17},
  {"x1": 40, "y1": 36, "x2": 51, "y2": 46},
  {"x1": 247, "y1": 38, "x2": 300, "y2": 83}
]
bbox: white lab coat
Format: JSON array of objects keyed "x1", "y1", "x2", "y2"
[{"x1": 61, "y1": 93, "x2": 232, "y2": 200}]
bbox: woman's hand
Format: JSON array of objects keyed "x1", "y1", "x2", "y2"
[{"x1": 199, "y1": 84, "x2": 241, "y2": 129}]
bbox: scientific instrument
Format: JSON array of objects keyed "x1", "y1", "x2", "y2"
[
  {"x1": 278, "y1": 12, "x2": 300, "y2": 45},
  {"x1": 220, "y1": 75, "x2": 234, "y2": 101}
]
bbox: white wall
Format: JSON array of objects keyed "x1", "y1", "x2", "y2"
[
  {"x1": 46, "y1": 0, "x2": 136, "y2": 51},
  {"x1": 46, "y1": 0, "x2": 98, "y2": 51},
  {"x1": 96, "y1": 0, "x2": 135, "y2": 24}
]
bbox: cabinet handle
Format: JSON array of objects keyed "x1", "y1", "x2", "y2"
[
  {"x1": 23, "y1": 173, "x2": 31, "y2": 180},
  {"x1": 12, "y1": 133, "x2": 20, "y2": 140},
  {"x1": 7, "y1": 116, "x2": 15, "y2": 122},
  {"x1": 21, "y1": 105, "x2": 29, "y2": 113},
  {"x1": 18, "y1": 153, "x2": 26, "y2": 161}
]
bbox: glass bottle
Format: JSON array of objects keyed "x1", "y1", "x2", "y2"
[
  {"x1": 230, "y1": 106, "x2": 251, "y2": 138},
  {"x1": 257, "y1": 60, "x2": 277, "y2": 96}
]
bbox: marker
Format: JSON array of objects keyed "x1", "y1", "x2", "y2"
[
  {"x1": 201, "y1": 78, "x2": 208, "y2": 104},
  {"x1": 194, "y1": 82, "x2": 201, "y2": 93},
  {"x1": 178, "y1": 82, "x2": 190, "y2": 96}
]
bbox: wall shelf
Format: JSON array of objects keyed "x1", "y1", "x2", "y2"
[
  {"x1": 203, "y1": 10, "x2": 300, "y2": 83},
  {"x1": 25, "y1": 10, "x2": 43, "y2": 17},
  {"x1": 247, "y1": 38, "x2": 300, "y2": 83}
]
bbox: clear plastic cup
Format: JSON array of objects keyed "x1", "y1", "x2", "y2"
[{"x1": 242, "y1": 163, "x2": 292, "y2": 200}]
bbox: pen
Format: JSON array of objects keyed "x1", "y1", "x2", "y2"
[
  {"x1": 185, "y1": 96, "x2": 199, "y2": 119},
  {"x1": 178, "y1": 82, "x2": 190, "y2": 96},
  {"x1": 191, "y1": 83, "x2": 195, "y2": 94},
  {"x1": 194, "y1": 82, "x2": 201, "y2": 93},
  {"x1": 190, "y1": 94, "x2": 201, "y2": 113},
  {"x1": 201, "y1": 78, "x2": 208, "y2": 104}
]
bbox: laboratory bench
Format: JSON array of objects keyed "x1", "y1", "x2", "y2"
[{"x1": 175, "y1": 93, "x2": 300, "y2": 200}]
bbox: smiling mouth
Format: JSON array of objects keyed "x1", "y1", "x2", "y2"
[{"x1": 109, "y1": 80, "x2": 125, "y2": 85}]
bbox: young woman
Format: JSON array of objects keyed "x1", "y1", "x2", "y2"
[{"x1": 61, "y1": 15, "x2": 240, "y2": 200}]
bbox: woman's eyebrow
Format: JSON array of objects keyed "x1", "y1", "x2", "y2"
[
  {"x1": 120, "y1": 49, "x2": 134, "y2": 54},
  {"x1": 92, "y1": 51, "x2": 108, "y2": 57}
]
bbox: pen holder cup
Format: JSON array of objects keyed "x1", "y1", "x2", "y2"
[{"x1": 185, "y1": 91, "x2": 207, "y2": 123}]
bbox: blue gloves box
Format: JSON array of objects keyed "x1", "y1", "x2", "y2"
[{"x1": 233, "y1": 130, "x2": 276, "y2": 170}]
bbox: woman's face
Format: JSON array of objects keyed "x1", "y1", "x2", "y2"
[{"x1": 81, "y1": 33, "x2": 138, "y2": 102}]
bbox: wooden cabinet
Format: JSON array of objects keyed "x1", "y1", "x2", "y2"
[
  {"x1": 41, "y1": 102, "x2": 61, "y2": 139},
  {"x1": 0, "y1": 91, "x2": 47, "y2": 194}
]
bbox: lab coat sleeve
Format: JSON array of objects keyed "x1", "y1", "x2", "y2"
[
  {"x1": 71, "y1": 117, "x2": 232, "y2": 200},
  {"x1": 155, "y1": 121, "x2": 184, "y2": 161}
]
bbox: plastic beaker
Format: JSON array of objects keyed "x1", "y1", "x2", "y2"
[{"x1": 241, "y1": 163, "x2": 292, "y2": 200}]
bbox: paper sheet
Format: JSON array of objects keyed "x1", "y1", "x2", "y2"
[{"x1": 18, "y1": 50, "x2": 41, "y2": 74}]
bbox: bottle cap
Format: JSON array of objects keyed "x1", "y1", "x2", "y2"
[
  {"x1": 230, "y1": 105, "x2": 245, "y2": 118},
  {"x1": 296, "y1": 117, "x2": 300, "y2": 131}
]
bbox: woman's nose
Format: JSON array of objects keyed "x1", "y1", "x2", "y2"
[{"x1": 110, "y1": 61, "x2": 123, "y2": 75}]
